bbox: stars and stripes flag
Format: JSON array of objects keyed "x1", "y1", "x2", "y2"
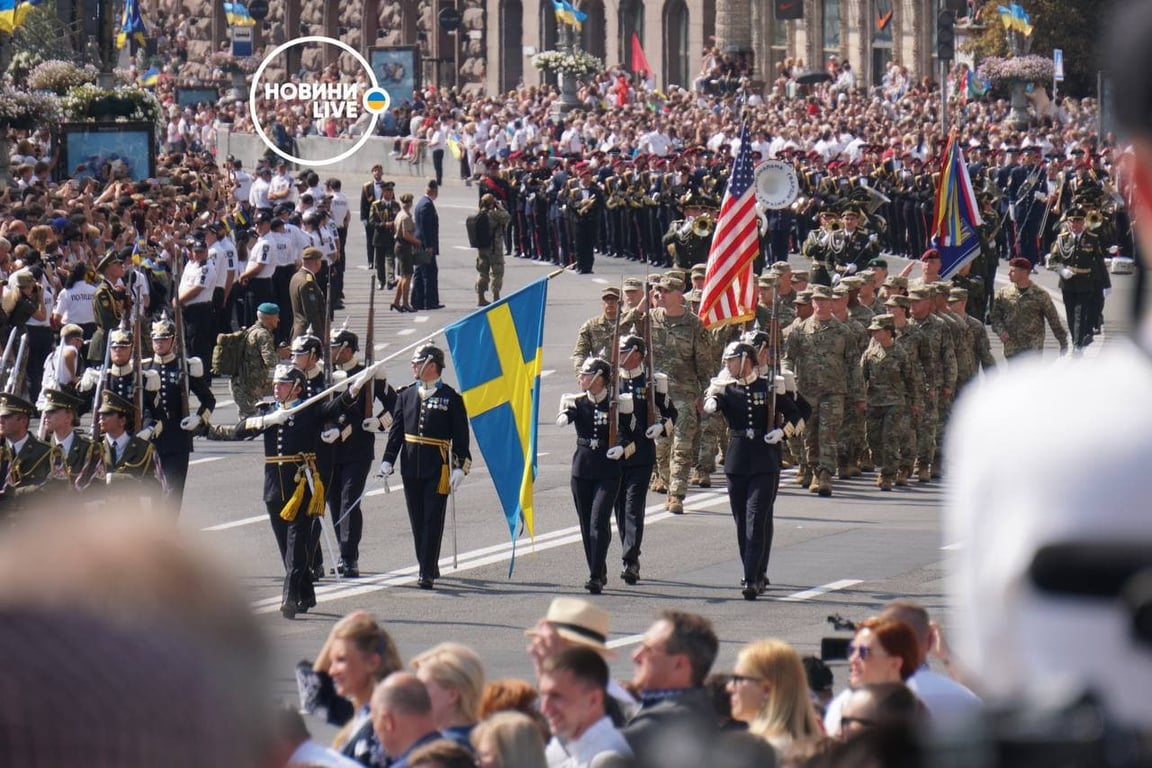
[{"x1": 698, "y1": 121, "x2": 758, "y2": 329}]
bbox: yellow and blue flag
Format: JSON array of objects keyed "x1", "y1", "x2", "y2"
[
  {"x1": 552, "y1": 0, "x2": 588, "y2": 31},
  {"x1": 117, "y1": 0, "x2": 147, "y2": 48},
  {"x1": 138, "y1": 66, "x2": 160, "y2": 87},
  {"x1": 997, "y1": 3, "x2": 1033, "y2": 36},
  {"x1": 223, "y1": 1, "x2": 255, "y2": 27},
  {"x1": 444, "y1": 277, "x2": 548, "y2": 554},
  {"x1": 931, "y1": 134, "x2": 984, "y2": 280},
  {"x1": 0, "y1": 0, "x2": 43, "y2": 33}
]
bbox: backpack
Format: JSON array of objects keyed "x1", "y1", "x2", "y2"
[
  {"x1": 465, "y1": 211, "x2": 492, "y2": 248},
  {"x1": 211, "y1": 328, "x2": 250, "y2": 377}
]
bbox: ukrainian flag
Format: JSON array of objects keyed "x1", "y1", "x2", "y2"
[
  {"x1": 138, "y1": 67, "x2": 160, "y2": 87},
  {"x1": 444, "y1": 277, "x2": 549, "y2": 548},
  {"x1": 931, "y1": 133, "x2": 984, "y2": 280},
  {"x1": 552, "y1": 0, "x2": 588, "y2": 31},
  {"x1": 116, "y1": 0, "x2": 147, "y2": 48},
  {"x1": 0, "y1": 0, "x2": 43, "y2": 33},
  {"x1": 223, "y1": 1, "x2": 255, "y2": 27},
  {"x1": 997, "y1": 3, "x2": 1033, "y2": 36}
]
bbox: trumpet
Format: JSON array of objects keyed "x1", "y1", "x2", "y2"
[
  {"x1": 692, "y1": 214, "x2": 715, "y2": 238},
  {"x1": 576, "y1": 196, "x2": 597, "y2": 216}
]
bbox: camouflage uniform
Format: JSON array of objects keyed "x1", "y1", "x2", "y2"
[
  {"x1": 231, "y1": 321, "x2": 278, "y2": 418},
  {"x1": 691, "y1": 324, "x2": 731, "y2": 483},
  {"x1": 476, "y1": 206, "x2": 512, "y2": 303},
  {"x1": 907, "y1": 312, "x2": 956, "y2": 477},
  {"x1": 861, "y1": 328, "x2": 921, "y2": 486},
  {"x1": 989, "y1": 282, "x2": 1069, "y2": 358},
  {"x1": 783, "y1": 312, "x2": 861, "y2": 492},
  {"x1": 892, "y1": 319, "x2": 931, "y2": 482},
  {"x1": 572, "y1": 313, "x2": 619, "y2": 372},
  {"x1": 780, "y1": 303, "x2": 810, "y2": 482},
  {"x1": 838, "y1": 312, "x2": 869, "y2": 476},
  {"x1": 650, "y1": 305, "x2": 712, "y2": 504}
]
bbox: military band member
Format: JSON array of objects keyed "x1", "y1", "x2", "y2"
[
  {"x1": 661, "y1": 193, "x2": 716, "y2": 269},
  {"x1": 1046, "y1": 206, "x2": 1109, "y2": 350},
  {"x1": 557, "y1": 357, "x2": 634, "y2": 594},
  {"x1": 145, "y1": 316, "x2": 216, "y2": 512},
  {"x1": 0, "y1": 392, "x2": 52, "y2": 507},
  {"x1": 990, "y1": 257, "x2": 1069, "y2": 359},
  {"x1": 97, "y1": 389, "x2": 161, "y2": 485},
  {"x1": 323, "y1": 329, "x2": 397, "y2": 578},
  {"x1": 571, "y1": 287, "x2": 623, "y2": 372},
  {"x1": 378, "y1": 345, "x2": 470, "y2": 590},
  {"x1": 802, "y1": 209, "x2": 843, "y2": 286},
  {"x1": 703, "y1": 342, "x2": 793, "y2": 600},
  {"x1": 41, "y1": 388, "x2": 98, "y2": 487},
  {"x1": 860, "y1": 315, "x2": 921, "y2": 492},
  {"x1": 567, "y1": 163, "x2": 604, "y2": 274},
  {"x1": 613, "y1": 335, "x2": 674, "y2": 586}
]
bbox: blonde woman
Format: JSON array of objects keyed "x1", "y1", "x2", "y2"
[
  {"x1": 314, "y1": 611, "x2": 404, "y2": 765},
  {"x1": 727, "y1": 639, "x2": 822, "y2": 754},
  {"x1": 411, "y1": 642, "x2": 486, "y2": 749},
  {"x1": 392, "y1": 193, "x2": 418, "y2": 312},
  {"x1": 471, "y1": 711, "x2": 547, "y2": 768}
]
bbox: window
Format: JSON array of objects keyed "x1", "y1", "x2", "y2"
[{"x1": 823, "y1": 0, "x2": 841, "y2": 53}]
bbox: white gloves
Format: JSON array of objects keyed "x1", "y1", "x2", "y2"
[
  {"x1": 347, "y1": 373, "x2": 369, "y2": 398},
  {"x1": 1109, "y1": 246, "x2": 1120, "y2": 255},
  {"x1": 556, "y1": 413, "x2": 570, "y2": 426},
  {"x1": 606, "y1": 446, "x2": 624, "y2": 460},
  {"x1": 143, "y1": 369, "x2": 160, "y2": 392},
  {"x1": 774, "y1": 375, "x2": 786, "y2": 395},
  {"x1": 1034, "y1": 191, "x2": 1048, "y2": 202},
  {"x1": 78, "y1": 367, "x2": 101, "y2": 392},
  {"x1": 362, "y1": 417, "x2": 380, "y2": 432},
  {"x1": 617, "y1": 392, "x2": 634, "y2": 415},
  {"x1": 378, "y1": 460, "x2": 394, "y2": 477},
  {"x1": 764, "y1": 428, "x2": 785, "y2": 445},
  {"x1": 557, "y1": 393, "x2": 578, "y2": 426},
  {"x1": 845, "y1": 263, "x2": 858, "y2": 275},
  {"x1": 703, "y1": 398, "x2": 718, "y2": 414},
  {"x1": 242, "y1": 416, "x2": 264, "y2": 431},
  {"x1": 320, "y1": 427, "x2": 339, "y2": 444},
  {"x1": 264, "y1": 409, "x2": 290, "y2": 427},
  {"x1": 450, "y1": 468, "x2": 465, "y2": 491},
  {"x1": 654, "y1": 372, "x2": 668, "y2": 394},
  {"x1": 187, "y1": 357, "x2": 203, "y2": 378},
  {"x1": 180, "y1": 415, "x2": 201, "y2": 431},
  {"x1": 645, "y1": 423, "x2": 664, "y2": 439},
  {"x1": 782, "y1": 369, "x2": 797, "y2": 392},
  {"x1": 705, "y1": 377, "x2": 727, "y2": 399},
  {"x1": 1059, "y1": 267, "x2": 1074, "y2": 280},
  {"x1": 137, "y1": 426, "x2": 154, "y2": 442}
]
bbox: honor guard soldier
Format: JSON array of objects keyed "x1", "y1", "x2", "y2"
[
  {"x1": 89, "y1": 249, "x2": 130, "y2": 364},
  {"x1": 145, "y1": 315, "x2": 216, "y2": 512},
  {"x1": 41, "y1": 388, "x2": 98, "y2": 488},
  {"x1": 78, "y1": 326, "x2": 162, "y2": 439},
  {"x1": 209, "y1": 364, "x2": 355, "y2": 618},
  {"x1": 97, "y1": 390, "x2": 162, "y2": 484},
  {"x1": 557, "y1": 357, "x2": 634, "y2": 594},
  {"x1": 571, "y1": 287, "x2": 623, "y2": 372},
  {"x1": 1046, "y1": 206, "x2": 1109, "y2": 350},
  {"x1": 0, "y1": 392, "x2": 52, "y2": 508},
  {"x1": 703, "y1": 343, "x2": 796, "y2": 600},
  {"x1": 378, "y1": 345, "x2": 471, "y2": 590},
  {"x1": 613, "y1": 336, "x2": 675, "y2": 586},
  {"x1": 323, "y1": 329, "x2": 397, "y2": 578},
  {"x1": 289, "y1": 330, "x2": 327, "y2": 398}
]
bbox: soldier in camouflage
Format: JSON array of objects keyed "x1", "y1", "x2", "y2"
[
  {"x1": 907, "y1": 287, "x2": 957, "y2": 482},
  {"x1": 572, "y1": 287, "x2": 623, "y2": 372},
  {"x1": 885, "y1": 295, "x2": 924, "y2": 486},
  {"x1": 232, "y1": 302, "x2": 281, "y2": 419},
  {"x1": 949, "y1": 288, "x2": 996, "y2": 380},
  {"x1": 475, "y1": 194, "x2": 513, "y2": 306},
  {"x1": 649, "y1": 275, "x2": 712, "y2": 514},
  {"x1": 831, "y1": 282, "x2": 869, "y2": 477},
  {"x1": 783, "y1": 290, "x2": 814, "y2": 484},
  {"x1": 990, "y1": 258, "x2": 1069, "y2": 359},
  {"x1": 860, "y1": 314, "x2": 922, "y2": 491},
  {"x1": 782, "y1": 284, "x2": 863, "y2": 497}
]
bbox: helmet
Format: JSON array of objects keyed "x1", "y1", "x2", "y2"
[
  {"x1": 290, "y1": 332, "x2": 322, "y2": 357},
  {"x1": 722, "y1": 342, "x2": 756, "y2": 361},
  {"x1": 150, "y1": 316, "x2": 176, "y2": 339},
  {"x1": 411, "y1": 345, "x2": 445, "y2": 369},
  {"x1": 740, "y1": 330, "x2": 770, "y2": 351},
  {"x1": 330, "y1": 329, "x2": 359, "y2": 352},
  {"x1": 108, "y1": 329, "x2": 132, "y2": 348},
  {"x1": 618, "y1": 334, "x2": 645, "y2": 357},
  {"x1": 579, "y1": 357, "x2": 612, "y2": 381},
  {"x1": 272, "y1": 364, "x2": 306, "y2": 386}
]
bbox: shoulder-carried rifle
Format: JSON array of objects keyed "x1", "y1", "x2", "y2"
[
  {"x1": 364, "y1": 273, "x2": 377, "y2": 419},
  {"x1": 171, "y1": 246, "x2": 191, "y2": 418},
  {"x1": 607, "y1": 276, "x2": 624, "y2": 447},
  {"x1": 640, "y1": 292, "x2": 656, "y2": 426},
  {"x1": 766, "y1": 284, "x2": 779, "y2": 434}
]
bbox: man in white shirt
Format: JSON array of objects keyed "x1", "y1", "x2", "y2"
[
  {"x1": 249, "y1": 166, "x2": 273, "y2": 212},
  {"x1": 177, "y1": 235, "x2": 218, "y2": 375},
  {"x1": 230, "y1": 159, "x2": 252, "y2": 204},
  {"x1": 205, "y1": 223, "x2": 237, "y2": 333},
  {"x1": 540, "y1": 647, "x2": 632, "y2": 768},
  {"x1": 268, "y1": 161, "x2": 295, "y2": 205}
]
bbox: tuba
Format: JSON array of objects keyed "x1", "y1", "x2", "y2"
[
  {"x1": 692, "y1": 213, "x2": 714, "y2": 238},
  {"x1": 1086, "y1": 209, "x2": 1105, "y2": 231}
]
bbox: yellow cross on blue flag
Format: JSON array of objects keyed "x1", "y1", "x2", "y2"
[
  {"x1": 117, "y1": 0, "x2": 147, "y2": 48},
  {"x1": 444, "y1": 277, "x2": 548, "y2": 555}
]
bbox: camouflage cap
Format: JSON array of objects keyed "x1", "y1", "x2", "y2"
[
  {"x1": 658, "y1": 275, "x2": 685, "y2": 293},
  {"x1": 907, "y1": 287, "x2": 934, "y2": 301},
  {"x1": 840, "y1": 276, "x2": 865, "y2": 291},
  {"x1": 601, "y1": 286, "x2": 621, "y2": 299},
  {"x1": 882, "y1": 275, "x2": 909, "y2": 289},
  {"x1": 930, "y1": 281, "x2": 953, "y2": 295},
  {"x1": 689, "y1": 264, "x2": 707, "y2": 278},
  {"x1": 810, "y1": 285, "x2": 833, "y2": 300},
  {"x1": 831, "y1": 284, "x2": 849, "y2": 297},
  {"x1": 885, "y1": 295, "x2": 912, "y2": 309},
  {"x1": 770, "y1": 260, "x2": 792, "y2": 273},
  {"x1": 757, "y1": 273, "x2": 778, "y2": 288},
  {"x1": 858, "y1": 269, "x2": 875, "y2": 282},
  {"x1": 665, "y1": 269, "x2": 688, "y2": 285},
  {"x1": 622, "y1": 277, "x2": 644, "y2": 291},
  {"x1": 793, "y1": 290, "x2": 813, "y2": 305},
  {"x1": 791, "y1": 270, "x2": 810, "y2": 282},
  {"x1": 867, "y1": 314, "x2": 896, "y2": 332},
  {"x1": 948, "y1": 288, "x2": 970, "y2": 302}
]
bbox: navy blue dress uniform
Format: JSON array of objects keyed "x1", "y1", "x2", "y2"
[
  {"x1": 1047, "y1": 207, "x2": 1110, "y2": 349},
  {"x1": 97, "y1": 390, "x2": 162, "y2": 485},
  {"x1": 323, "y1": 329, "x2": 397, "y2": 578},
  {"x1": 82, "y1": 327, "x2": 163, "y2": 434},
  {"x1": 290, "y1": 331, "x2": 331, "y2": 578},
  {"x1": 558, "y1": 357, "x2": 635, "y2": 595},
  {"x1": 144, "y1": 317, "x2": 216, "y2": 512},
  {"x1": 0, "y1": 393, "x2": 52, "y2": 508},
  {"x1": 612, "y1": 336, "x2": 675, "y2": 585},
  {"x1": 704, "y1": 342, "x2": 800, "y2": 600},
  {"x1": 41, "y1": 388, "x2": 99, "y2": 488},
  {"x1": 380, "y1": 346, "x2": 471, "y2": 589},
  {"x1": 210, "y1": 364, "x2": 352, "y2": 618}
]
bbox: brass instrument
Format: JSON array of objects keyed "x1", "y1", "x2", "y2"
[
  {"x1": 1087, "y1": 209, "x2": 1105, "y2": 231},
  {"x1": 576, "y1": 194, "x2": 597, "y2": 217},
  {"x1": 692, "y1": 214, "x2": 714, "y2": 238}
]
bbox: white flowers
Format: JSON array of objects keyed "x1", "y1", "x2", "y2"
[
  {"x1": 61, "y1": 83, "x2": 164, "y2": 132},
  {"x1": 26, "y1": 60, "x2": 98, "y2": 95},
  {"x1": 532, "y1": 50, "x2": 603, "y2": 77},
  {"x1": 977, "y1": 55, "x2": 1055, "y2": 87},
  {"x1": 0, "y1": 88, "x2": 62, "y2": 127}
]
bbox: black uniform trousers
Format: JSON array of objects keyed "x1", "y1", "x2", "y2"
[
  {"x1": 264, "y1": 498, "x2": 317, "y2": 610},
  {"x1": 1062, "y1": 287, "x2": 1094, "y2": 348},
  {"x1": 726, "y1": 440, "x2": 781, "y2": 586},
  {"x1": 403, "y1": 475, "x2": 448, "y2": 580},
  {"x1": 183, "y1": 301, "x2": 216, "y2": 384},
  {"x1": 573, "y1": 220, "x2": 596, "y2": 274},
  {"x1": 159, "y1": 450, "x2": 190, "y2": 512},
  {"x1": 272, "y1": 266, "x2": 295, "y2": 344},
  {"x1": 614, "y1": 464, "x2": 652, "y2": 567},
  {"x1": 572, "y1": 475, "x2": 620, "y2": 581},
  {"x1": 325, "y1": 458, "x2": 372, "y2": 564}
]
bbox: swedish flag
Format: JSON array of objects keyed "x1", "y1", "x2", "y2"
[
  {"x1": 552, "y1": 0, "x2": 588, "y2": 31},
  {"x1": 117, "y1": 0, "x2": 147, "y2": 49},
  {"x1": 0, "y1": 0, "x2": 43, "y2": 33},
  {"x1": 444, "y1": 277, "x2": 548, "y2": 545}
]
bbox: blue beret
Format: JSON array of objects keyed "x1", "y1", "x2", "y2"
[{"x1": 257, "y1": 302, "x2": 280, "y2": 315}]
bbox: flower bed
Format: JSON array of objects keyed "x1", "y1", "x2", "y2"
[
  {"x1": 977, "y1": 55, "x2": 1054, "y2": 88},
  {"x1": 0, "y1": 89, "x2": 62, "y2": 129},
  {"x1": 532, "y1": 50, "x2": 603, "y2": 78},
  {"x1": 62, "y1": 83, "x2": 164, "y2": 129}
]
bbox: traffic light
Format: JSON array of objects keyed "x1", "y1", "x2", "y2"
[{"x1": 937, "y1": 10, "x2": 956, "y2": 60}]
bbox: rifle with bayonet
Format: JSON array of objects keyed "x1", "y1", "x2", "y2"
[{"x1": 607, "y1": 276, "x2": 624, "y2": 447}]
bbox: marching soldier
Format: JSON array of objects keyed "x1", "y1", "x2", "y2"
[
  {"x1": 290, "y1": 248, "x2": 327, "y2": 341},
  {"x1": 802, "y1": 208, "x2": 842, "y2": 286},
  {"x1": 831, "y1": 284, "x2": 869, "y2": 478},
  {"x1": 613, "y1": 335, "x2": 674, "y2": 585},
  {"x1": 557, "y1": 357, "x2": 633, "y2": 594},
  {"x1": 77, "y1": 326, "x2": 162, "y2": 440},
  {"x1": 566, "y1": 163, "x2": 604, "y2": 274},
  {"x1": 41, "y1": 388, "x2": 98, "y2": 487},
  {"x1": 907, "y1": 287, "x2": 957, "y2": 482},
  {"x1": 948, "y1": 288, "x2": 996, "y2": 378},
  {"x1": 289, "y1": 331, "x2": 326, "y2": 398},
  {"x1": 0, "y1": 392, "x2": 52, "y2": 508},
  {"x1": 838, "y1": 205, "x2": 879, "y2": 273},
  {"x1": 144, "y1": 316, "x2": 216, "y2": 512},
  {"x1": 860, "y1": 315, "x2": 921, "y2": 492},
  {"x1": 990, "y1": 258, "x2": 1069, "y2": 360},
  {"x1": 886, "y1": 295, "x2": 928, "y2": 486},
  {"x1": 571, "y1": 287, "x2": 622, "y2": 372},
  {"x1": 703, "y1": 342, "x2": 795, "y2": 600},
  {"x1": 231, "y1": 302, "x2": 280, "y2": 419},
  {"x1": 378, "y1": 345, "x2": 470, "y2": 590},
  {"x1": 97, "y1": 390, "x2": 162, "y2": 485},
  {"x1": 1046, "y1": 206, "x2": 1109, "y2": 350},
  {"x1": 474, "y1": 194, "x2": 512, "y2": 306},
  {"x1": 323, "y1": 329, "x2": 397, "y2": 578},
  {"x1": 661, "y1": 192, "x2": 716, "y2": 269},
  {"x1": 209, "y1": 364, "x2": 357, "y2": 618}
]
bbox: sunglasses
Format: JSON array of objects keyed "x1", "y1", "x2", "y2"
[{"x1": 848, "y1": 643, "x2": 881, "y2": 659}]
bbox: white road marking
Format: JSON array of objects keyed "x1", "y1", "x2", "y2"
[
  {"x1": 397, "y1": 328, "x2": 415, "y2": 336},
  {"x1": 203, "y1": 514, "x2": 266, "y2": 531},
  {"x1": 940, "y1": 542, "x2": 963, "y2": 550},
  {"x1": 374, "y1": 343, "x2": 389, "y2": 351},
  {"x1": 414, "y1": 316, "x2": 429, "y2": 323},
  {"x1": 591, "y1": 277, "x2": 609, "y2": 284},
  {"x1": 215, "y1": 400, "x2": 235, "y2": 408},
  {"x1": 540, "y1": 369, "x2": 555, "y2": 378},
  {"x1": 189, "y1": 456, "x2": 226, "y2": 466},
  {"x1": 778, "y1": 579, "x2": 862, "y2": 602}
]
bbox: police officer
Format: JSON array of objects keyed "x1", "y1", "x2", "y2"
[
  {"x1": 557, "y1": 357, "x2": 633, "y2": 594},
  {"x1": 613, "y1": 336, "x2": 674, "y2": 585},
  {"x1": 144, "y1": 315, "x2": 216, "y2": 513},
  {"x1": 323, "y1": 329, "x2": 396, "y2": 577},
  {"x1": 704, "y1": 342, "x2": 794, "y2": 600},
  {"x1": 378, "y1": 345, "x2": 470, "y2": 589},
  {"x1": 0, "y1": 392, "x2": 52, "y2": 507}
]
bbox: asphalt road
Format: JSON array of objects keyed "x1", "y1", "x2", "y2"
[{"x1": 174, "y1": 172, "x2": 1146, "y2": 717}]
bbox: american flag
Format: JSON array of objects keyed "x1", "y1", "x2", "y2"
[{"x1": 698, "y1": 121, "x2": 758, "y2": 329}]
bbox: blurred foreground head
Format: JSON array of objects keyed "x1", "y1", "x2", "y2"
[{"x1": 0, "y1": 508, "x2": 271, "y2": 767}]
